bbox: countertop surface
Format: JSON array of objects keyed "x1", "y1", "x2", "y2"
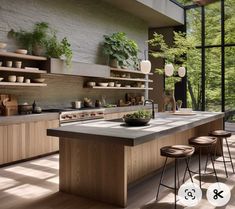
[
  {"x1": 0, "y1": 112, "x2": 59, "y2": 125},
  {"x1": 47, "y1": 111, "x2": 224, "y2": 146}
]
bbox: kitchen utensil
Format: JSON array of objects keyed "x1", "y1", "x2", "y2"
[
  {"x1": 95, "y1": 100, "x2": 101, "y2": 108},
  {"x1": 25, "y1": 79, "x2": 31, "y2": 83},
  {"x1": 15, "y1": 61, "x2": 22, "y2": 68},
  {"x1": 0, "y1": 43, "x2": 7, "y2": 49},
  {"x1": 0, "y1": 78, "x2": 3, "y2": 82},
  {"x1": 98, "y1": 82, "x2": 108, "y2": 87},
  {"x1": 123, "y1": 117, "x2": 151, "y2": 126},
  {"x1": 84, "y1": 98, "x2": 93, "y2": 108},
  {"x1": 15, "y1": 49, "x2": 28, "y2": 55},
  {"x1": 18, "y1": 103, "x2": 33, "y2": 115},
  {"x1": 16, "y1": 76, "x2": 24, "y2": 83},
  {"x1": 8, "y1": 75, "x2": 16, "y2": 82},
  {"x1": 108, "y1": 82, "x2": 115, "y2": 87},
  {"x1": 32, "y1": 78, "x2": 45, "y2": 83},
  {"x1": 6, "y1": 61, "x2": 13, "y2": 67},
  {"x1": 87, "y1": 82, "x2": 96, "y2": 87}
]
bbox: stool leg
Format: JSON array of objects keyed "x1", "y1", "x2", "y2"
[
  {"x1": 204, "y1": 149, "x2": 209, "y2": 174},
  {"x1": 175, "y1": 159, "x2": 177, "y2": 209},
  {"x1": 198, "y1": 148, "x2": 202, "y2": 188},
  {"x1": 185, "y1": 158, "x2": 193, "y2": 183},
  {"x1": 183, "y1": 157, "x2": 191, "y2": 183},
  {"x1": 225, "y1": 137, "x2": 235, "y2": 173},
  {"x1": 210, "y1": 146, "x2": 219, "y2": 182},
  {"x1": 156, "y1": 157, "x2": 168, "y2": 201},
  {"x1": 220, "y1": 137, "x2": 228, "y2": 178},
  {"x1": 176, "y1": 159, "x2": 180, "y2": 189}
]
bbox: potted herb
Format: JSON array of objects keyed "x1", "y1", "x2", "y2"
[
  {"x1": 103, "y1": 32, "x2": 139, "y2": 69},
  {"x1": 9, "y1": 22, "x2": 50, "y2": 56},
  {"x1": 123, "y1": 109, "x2": 151, "y2": 126},
  {"x1": 45, "y1": 34, "x2": 73, "y2": 67}
]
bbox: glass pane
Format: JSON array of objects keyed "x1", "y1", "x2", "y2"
[
  {"x1": 205, "y1": 2, "x2": 221, "y2": 46},
  {"x1": 225, "y1": 0, "x2": 235, "y2": 43},
  {"x1": 205, "y1": 48, "x2": 221, "y2": 111},
  {"x1": 187, "y1": 49, "x2": 202, "y2": 110},
  {"x1": 225, "y1": 47, "x2": 235, "y2": 112},
  {"x1": 186, "y1": 7, "x2": 202, "y2": 46}
]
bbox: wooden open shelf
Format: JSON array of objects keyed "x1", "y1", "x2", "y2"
[
  {"x1": 0, "y1": 66, "x2": 47, "y2": 74},
  {"x1": 0, "y1": 82, "x2": 47, "y2": 87},
  {"x1": 110, "y1": 67, "x2": 153, "y2": 75},
  {"x1": 0, "y1": 51, "x2": 47, "y2": 61},
  {"x1": 104, "y1": 77, "x2": 153, "y2": 82},
  {"x1": 86, "y1": 86, "x2": 153, "y2": 90}
]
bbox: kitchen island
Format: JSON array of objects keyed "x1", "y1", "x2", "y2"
[{"x1": 47, "y1": 111, "x2": 224, "y2": 207}]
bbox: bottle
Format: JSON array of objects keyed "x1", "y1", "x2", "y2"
[{"x1": 32, "y1": 100, "x2": 36, "y2": 113}]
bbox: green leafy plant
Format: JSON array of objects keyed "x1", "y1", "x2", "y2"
[
  {"x1": 45, "y1": 34, "x2": 73, "y2": 67},
  {"x1": 103, "y1": 32, "x2": 139, "y2": 68},
  {"x1": 124, "y1": 109, "x2": 151, "y2": 119},
  {"x1": 8, "y1": 22, "x2": 50, "y2": 55},
  {"x1": 148, "y1": 31, "x2": 197, "y2": 90},
  {"x1": 8, "y1": 22, "x2": 73, "y2": 67}
]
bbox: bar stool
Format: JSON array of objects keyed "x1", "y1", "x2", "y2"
[
  {"x1": 156, "y1": 145, "x2": 195, "y2": 209},
  {"x1": 210, "y1": 130, "x2": 234, "y2": 177},
  {"x1": 183, "y1": 136, "x2": 218, "y2": 188}
]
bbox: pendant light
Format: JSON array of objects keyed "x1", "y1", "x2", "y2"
[
  {"x1": 164, "y1": 63, "x2": 174, "y2": 77},
  {"x1": 178, "y1": 66, "x2": 186, "y2": 77},
  {"x1": 140, "y1": 50, "x2": 151, "y2": 74}
]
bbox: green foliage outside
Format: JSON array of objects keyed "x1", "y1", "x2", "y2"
[{"x1": 185, "y1": 0, "x2": 235, "y2": 113}]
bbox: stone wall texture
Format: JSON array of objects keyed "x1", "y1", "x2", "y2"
[{"x1": 0, "y1": 0, "x2": 148, "y2": 107}]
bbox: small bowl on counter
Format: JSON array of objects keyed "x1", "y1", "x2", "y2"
[
  {"x1": 123, "y1": 117, "x2": 151, "y2": 126},
  {"x1": 18, "y1": 103, "x2": 33, "y2": 115},
  {"x1": 8, "y1": 75, "x2": 16, "y2": 82}
]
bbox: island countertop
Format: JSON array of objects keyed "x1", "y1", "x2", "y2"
[{"x1": 47, "y1": 111, "x2": 224, "y2": 146}]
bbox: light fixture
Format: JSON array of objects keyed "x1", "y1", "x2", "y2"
[
  {"x1": 140, "y1": 50, "x2": 151, "y2": 74},
  {"x1": 178, "y1": 66, "x2": 186, "y2": 77},
  {"x1": 164, "y1": 63, "x2": 174, "y2": 77}
]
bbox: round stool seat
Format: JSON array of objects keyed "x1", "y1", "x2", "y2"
[
  {"x1": 161, "y1": 145, "x2": 195, "y2": 158},
  {"x1": 189, "y1": 136, "x2": 217, "y2": 147},
  {"x1": 210, "y1": 130, "x2": 231, "y2": 138}
]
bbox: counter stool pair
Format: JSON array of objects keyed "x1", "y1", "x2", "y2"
[{"x1": 156, "y1": 136, "x2": 219, "y2": 208}]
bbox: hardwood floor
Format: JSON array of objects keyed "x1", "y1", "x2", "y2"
[{"x1": 0, "y1": 136, "x2": 234, "y2": 209}]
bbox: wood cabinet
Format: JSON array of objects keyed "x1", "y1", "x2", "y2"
[{"x1": 0, "y1": 119, "x2": 59, "y2": 165}]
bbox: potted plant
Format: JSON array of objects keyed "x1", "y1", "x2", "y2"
[
  {"x1": 45, "y1": 34, "x2": 73, "y2": 67},
  {"x1": 103, "y1": 32, "x2": 139, "y2": 69},
  {"x1": 9, "y1": 22, "x2": 50, "y2": 56},
  {"x1": 9, "y1": 22, "x2": 73, "y2": 67}
]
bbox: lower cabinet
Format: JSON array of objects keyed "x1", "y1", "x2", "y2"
[{"x1": 0, "y1": 119, "x2": 59, "y2": 165}]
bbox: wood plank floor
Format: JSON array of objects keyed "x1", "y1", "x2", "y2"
[{"x1": 0, "y1": 136, "x2": 234, "y2": 209}]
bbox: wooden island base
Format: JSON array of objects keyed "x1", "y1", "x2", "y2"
[{"x1": 58, "y1": 117, "x2": 223, "y2": 207}]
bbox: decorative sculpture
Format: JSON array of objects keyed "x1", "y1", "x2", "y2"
[{"x1": 163, "y1": 90, "x2": 176, "y2": 113}]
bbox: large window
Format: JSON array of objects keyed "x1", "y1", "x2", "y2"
[{"x1": 185, "y1": 0, "x2": 235, "y2": 116}]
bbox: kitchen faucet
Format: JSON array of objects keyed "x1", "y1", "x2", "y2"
[{"x1": 144, "y1": 99, "x2": 155, "y2": 119}]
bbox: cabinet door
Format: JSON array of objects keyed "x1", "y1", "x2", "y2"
[
  {"x1": 0, "y1": 125, "x2": 7, "y2": 164},
  {"x1": 6, "y1": 123, "x2": 26, "y2": 163}
]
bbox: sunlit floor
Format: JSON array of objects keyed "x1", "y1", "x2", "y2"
[{"x1": 0, "y1": 136, "x2": 234, "y2": 209}]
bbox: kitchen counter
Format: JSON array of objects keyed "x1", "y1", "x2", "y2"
[
  {"x1": 47, "y1": 111, "x2": 224, "y2": 207},
  {"x1": 48, "y1": 111, "x2": 223, "y2": 146},
  {"x1": 0, "y1": 112, "x2": 59, "y2": 125}
]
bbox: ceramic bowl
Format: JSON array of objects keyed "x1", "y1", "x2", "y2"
[
  {"x1": 6, "y1": 61, "x2": 13, "y2": 67},
  {"x1": 0, "y1": 42, "x2": 7, "y2": 49},
  {"x1": 123, "y1": 117, "x2": 151, "y2": 126},
  {"x1": 33, "y1": 78, "x2": 45, "y2": 83},
  {"x1": 16, "y1": 76, "x2": 24, "y2": 83},
  {"x1": 15, "y1": 49, "x2": 28, "y2": 55},
  {"x1": 108, "y1": 82, "x2": 115, "y2": 87},
  {"x1": 98, "y1": 82, "x2": 108, "y2": 87},
  {"x1": 15, "y1": 61, "x2": 22, "y2": 68},
  {"x1": 0, "y1": 77, "x2": 4, "y2": 82},
  {"x1": 8, "y1": 75, "x2": 16, "y2": 82},
  {"x1": 115, "y1": 84, "x2": 121, "y2": 87},
  {"x1": 87, "y1": 82, "x2": 96, "y2": 87}
]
